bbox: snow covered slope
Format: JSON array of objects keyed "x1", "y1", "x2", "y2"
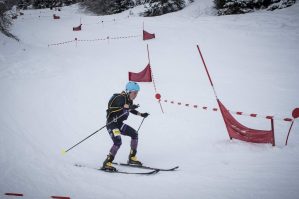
[{"x1": 1, "y1": 1, "x2": 299, "y2": 199}]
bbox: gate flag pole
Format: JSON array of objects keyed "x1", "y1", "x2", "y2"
[
  {"x1": 285, "y1": 108, "x2": 299, "y2": 145},
  {"x1": 147, "y1": 44, "x2": 164, "y2": 113},
  {"x1": 196, "y1": 45, "x2": 219, "y2": 100}
]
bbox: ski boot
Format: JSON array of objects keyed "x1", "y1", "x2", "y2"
[
  {"x1": 128, "y1": 149, "x2": 142, "y2": 166},
  {"x1": 102, "y1": 154, "x2": 116, "y2": 171}
]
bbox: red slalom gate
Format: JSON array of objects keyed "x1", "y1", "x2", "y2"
[
  {"x1": 127, "y1": 44, "x2": 163, "y2": 113},
  {"x1": 195, "y1": 44, "x2": 296, "y2": 146}
]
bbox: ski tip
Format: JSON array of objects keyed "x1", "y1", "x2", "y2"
[
  {"x1": 61, "y1": 149, "x2": 67, "y2": 155},
  {"x1": 152, "y1": 169, "x2": 160, "y2": 174}
]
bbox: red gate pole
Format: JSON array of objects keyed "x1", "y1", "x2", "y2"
[
  {"x1": 285, "y1": 121, "x2": 294, "y2": 146},
  {"x1": 196, "y1": 45, "x2": 219, "y2": 100},
  {"x1": 285, "y1": 108, "x2": 299, "y2": 145},
  {"x1": 147, "y1": 44, "x2": 164, "y2": 113},
  {"x1": 271, "y1": 118, "x2": 275, "y2": 146}
]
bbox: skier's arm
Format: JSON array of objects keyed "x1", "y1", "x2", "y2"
[
  {"x1": 130, "y1": 109, "x2": 139, "y2": 115},
  {"x1": 131, "y1": 110, "x2": 149, "y2": 118},
  {"x1": 123, "y1": 104, "x2": 139, "y2": 115}
]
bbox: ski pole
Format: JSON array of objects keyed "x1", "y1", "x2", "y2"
[
  {"x1": 137, "y1": 117, "x2": 146, "y2": 133},
  {"x1": 62, "y1": 111, "x2": 128, "y2": 154}
]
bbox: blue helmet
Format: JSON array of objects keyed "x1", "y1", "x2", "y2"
[{"x1": 126, "y1": 81, "x2": 140, "y2": 92}]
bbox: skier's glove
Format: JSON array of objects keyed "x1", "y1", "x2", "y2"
[
  {"x1": 140, "y1": 112, "x2": 149, "y2": 118},
  {"x1": 129, "y1": 104, "x2": 139, "y2": 110}
]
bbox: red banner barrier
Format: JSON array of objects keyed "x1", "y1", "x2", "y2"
[
  {"x1": 217, "y1": 99, "x2": 275, "y2": 146},
  {"x1": 5, "y1": 193, "x2": 23, "y2": 196},
  {"x1": 51, "y1": 196, "x2": 71, "y2": 199}
]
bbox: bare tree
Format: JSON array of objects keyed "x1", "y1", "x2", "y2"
[{"x1": 0, "y1": 0, "x2": 19, "y2": 41}]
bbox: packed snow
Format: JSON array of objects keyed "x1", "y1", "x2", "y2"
[{"x1": 1, "y1": 1, "x2": 299, "y2": 198}]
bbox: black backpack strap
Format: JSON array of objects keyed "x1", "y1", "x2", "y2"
[{"x1": 106, "y1": 92, "x2": 127, "y2": 119}]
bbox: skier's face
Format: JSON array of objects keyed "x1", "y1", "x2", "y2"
[{"x1": 129, "y1": 91, "x2": 138, "y2": 100}]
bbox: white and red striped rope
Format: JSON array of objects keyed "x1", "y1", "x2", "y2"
[
  {"x1": 162, "y1": 98, "x2": 293, "y2": 122},
  {"x1": 48, "y1": 39, "x2": 75, "y2": 47},
  {"x1": 48, "y1": 34, "x2": 142, "y2": 47}
]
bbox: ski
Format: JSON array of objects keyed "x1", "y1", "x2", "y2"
[
  {"x1": 74, "y1": 164, "x2": 159, "y2": 175},
  {"x1": 112, "y1": 162, "x2": 179, "y2": 171},
  {"x1": 99, "y1": 168, "x2": 158, "y2": 175}
]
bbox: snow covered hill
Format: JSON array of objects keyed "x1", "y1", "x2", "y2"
[{"x1": 1, "y1": 1, "x2": 299, "y2": 199}]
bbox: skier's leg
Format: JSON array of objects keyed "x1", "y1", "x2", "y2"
[
  {"x1": 109, "y1": 128, "x2": 122, "y2": 156},
  {"x1": 120, "y1": 124, "x2": 142, "y2": 165},
  {"x1": 102, "y1": 124, "x2": 122, "y2": 170}
]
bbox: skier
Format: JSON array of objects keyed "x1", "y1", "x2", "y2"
[{"x1": 102, "y1": 81, "x2": 149, "y2": 171}]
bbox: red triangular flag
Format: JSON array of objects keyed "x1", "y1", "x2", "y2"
[
  {"x1": 53, "y1": 14, "x2": 60, "y2": 19},
  {"x1": 73, "y1": 24, "x2": 82, "y2": 31},
  {"x1": 143, "y1": 30, "x2": 155, "y2": 40},
  {"x1": 128, "y1": 64, "x2": 152, "y2": 82}
]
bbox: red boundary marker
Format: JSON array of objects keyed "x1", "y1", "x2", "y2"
[
  {"x1": 5, "y1": 193, "x2": 23, "y2": 196},
  {"x1": 162, "y1": 98, "x2": 293, "y2": 122},
  {"x1": 51, "y1": 196, "x2": 71, "y2": 199},
  {"x1": 4, "y1": 193, "x2": 71, "y2": 198}
]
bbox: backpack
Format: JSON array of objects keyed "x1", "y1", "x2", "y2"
[{"x1": 106, "y1": 93, "x2": 127, "y2": 119}]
